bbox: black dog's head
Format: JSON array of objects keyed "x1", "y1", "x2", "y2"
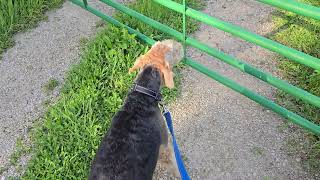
[{"x1": 135, "y1": 65, "x2": 161, "y2": 93}]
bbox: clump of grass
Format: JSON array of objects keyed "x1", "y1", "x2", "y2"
[
  {"x1": 9, "y1": 138, "x2": 30, "y2": 167},
  {"x1": 0, "y1": 0, "x2": 64, "y2": 59},
  {"x1": 0, "y1": 137, "x2": 31, "y2": 176},
  {"x1": 271, "y1": 0, "x2": 320, "y2": 174},
  {"x1": 79, "y1": 36, "x2": 89, "y2": 46},
  {"x1": 0, "y1": 166, "x2": 9, "y2": 175},
  {"x1": 43, "y1": 78, "x2": 59, "y2": 94},
  {"x1": 95, "y1": 20, "x2": 106, "y2": 28},
  {"x1": 251, "y1": 146, "x2": 264, "y2": 156},
  {"x1": 42, "y1": 99, "x2": 52, "y2": 107}
]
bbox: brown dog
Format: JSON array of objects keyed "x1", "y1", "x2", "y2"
[
  {"x1": 129, "y1": 40, "x2": 183, "y2": 89},
  {"x1": 129, "y1": 40, "x2": 183, "y2": 178}
]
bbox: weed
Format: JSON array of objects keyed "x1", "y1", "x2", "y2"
[
  {"x1": 181, "y1": 152, "x2": 189, "y2": 163},
  {"x1": 251, "y1": 146, "x2": 264, "y2": 156},
  {"x1": 42, "y1": 99, "x2": 51, "y2": 107},
  {"x1": 95, "y1": 20, "x2": 106, "y2": 28},
  {"x1": 15, "y1": 164, "x2": 23, "y2": 174},
  {"x1": 79, "y1": 37, "x2": 89, "y2": 47},
  {"x1": 277, "y1": 122, "x2": 290, "y2": 133},
  {"x1": 0, "y1": 0, "x2": 64, "y2": 59},
  {"x1": 0, "y1": 166, "x2": 9, "y2": 175},
  {"x1": 43, "y1": 78, "x2": 59, "y2": 94},
  {"x1": 7, "y1": 176, "x2": 20, "y2": 180},
  {"x1": 262, "y1": 176, "x2": 277, "y2": 180},
  {"x1": 9, "y1": 138, "x2": 30, "y2": 167}
]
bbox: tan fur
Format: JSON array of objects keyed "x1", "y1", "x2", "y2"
[
  {"x1": 129, "y1": 40, "x2": 183, "y2": 89},
  {"x1": 158, "y1": 136, "x2": 180, "y2": 178}
]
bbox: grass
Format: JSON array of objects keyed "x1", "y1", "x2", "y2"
[
  {"x1": 271, "y1": 0, "x2": 320, "y2": 174},
  {"x1": 21, "y1": 0, "x2": 204, "y2": 179},
  {"x1": 251, "y1": 146, "x2": 264, "y2": 156},
  {"x1": 0, "y1": 137, "x2": 30, "y2": 177},
  {"x1": 9, "y1": 138, "x2": 31, "y2": 167},
  {"x1": 0, "y1": 0, "x2": 64, "y2": 59},
  {"x1": 43, "y1": 78, "x2": 60, "y2": 94}
]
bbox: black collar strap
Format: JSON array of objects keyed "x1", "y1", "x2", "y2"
[{"x1": 132, "y1": 83, "x2": 162, "y2": 101}]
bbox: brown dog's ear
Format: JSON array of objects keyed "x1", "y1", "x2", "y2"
[
  {"x1": 162, "y1": 62, "x2": 174, "y2": 89},
  {"x1": 129, "y1": 56, "x2": 144, "y2": 73}
]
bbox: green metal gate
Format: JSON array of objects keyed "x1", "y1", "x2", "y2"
[{"x1": 70, "y1": 0, "x2": 320, "y2": 135}]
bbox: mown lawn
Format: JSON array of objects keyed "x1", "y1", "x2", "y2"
[
  {"x1": 271, "y1": 0, "x2": 320, "y2": 173},
  {"x1": 19, "y1": 0, "x2": 204, "y2": 179},
  {"x1": 0, "y1": 0, "x2": 64, "y2": 58}
]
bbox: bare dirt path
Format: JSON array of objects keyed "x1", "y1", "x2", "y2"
[
  {"x1": 0, "y1": 0, "x2": 129, "y2": 177},
  {"x1": 155, "y1": 0, "x2": 313, "y2": 179}
]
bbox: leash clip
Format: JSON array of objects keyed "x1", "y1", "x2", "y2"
[{"x1": 159, "y1": 101, "x2": 169, "y2": 114}]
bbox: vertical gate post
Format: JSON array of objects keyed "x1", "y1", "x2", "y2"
[
  {"x1": 182, "y1": 0, "x2": 187, "y2": 61},
  {"x1": 83, "y1": 0, "x2": 88, "y2": 8}
]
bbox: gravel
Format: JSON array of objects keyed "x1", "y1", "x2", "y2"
[
  {"x1": 0, "y1": 0, "x2": 129, "y2": 177},
  {"x1": 154, "y1": 0, "x2": 313, "y2": 179}
]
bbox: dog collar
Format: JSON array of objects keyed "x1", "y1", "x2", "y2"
[{"x1": 132, "y1": 83, "x2": 162, "y2": 101}]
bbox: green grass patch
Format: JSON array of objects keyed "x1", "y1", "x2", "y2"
[
  {"x1": 9, "y1": 138, "x2": 31, "y2": 167},
  {"x1": 271, "y1": 0, "x2": 320, "y2": 174},
  {"x1": 0, "y1": 137, "x2": 30, "y2": 176},
  {"x1": 22, "y1": 0, "x2": 204, "y2": 179},
  {"x1": 43, "y1": 78, "x2": 60, "y2": 94},
  {"x1": 0, "y1": 0, "x2": 64, "y2": 59},
  {"x1": 251, "y1": 146, "x2": 264, "y2": 156}
]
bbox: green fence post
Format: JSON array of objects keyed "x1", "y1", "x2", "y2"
[
  {"x1": 83, "y1": 0, "x2": 88, "y2": 8},
  {"x1": 182, "y1": 0, "x2": 187, "y2": 61}
]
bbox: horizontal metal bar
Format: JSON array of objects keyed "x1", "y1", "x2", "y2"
[
  {"x1": 100, "y1": 0, "x2": 183, "y2": 40},
  {"x1": 186, "y1": 38, "x2": 320, "y2": 108},
  {"x1": 99, "y1": 0, "x2": 320, "y2": 108},
  {"x1": 257, "y1": 0, "x2": 320, "y2": 20},
  {"x1": 185, "y1": 58, "x2": 320, "y2": 135},
  {"x1": 70, "y1": 0, "x2": 320, "y2": 134},
  {"x1": 70, "y1": 0, "x2": 156, "y2": 45},
  {"x1": 153, "y1": 0, "x2": 320, "y2": 71}
]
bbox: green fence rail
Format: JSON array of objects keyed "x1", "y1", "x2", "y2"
[
  {"x1": 257, "y1": 0, "x2": 320, "y2": 20},
  {"x1": 69, "y1": 0, "x2": 320, "y2": 135},
  {"x1": 154, "y1": 0, "x2": 320, "y2": 71}
]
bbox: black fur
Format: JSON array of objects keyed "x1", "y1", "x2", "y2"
[{"x1": 89, "y1": 66, "x2": 164, "y2": 180}]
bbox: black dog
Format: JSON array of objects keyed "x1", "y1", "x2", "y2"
[{"x1": 89, "y1": 65, "x2": 167, "y2": 180}]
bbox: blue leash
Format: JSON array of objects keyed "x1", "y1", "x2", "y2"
[{"x1": 163, "y1": 108, "x2": 190, "y2": 180}]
